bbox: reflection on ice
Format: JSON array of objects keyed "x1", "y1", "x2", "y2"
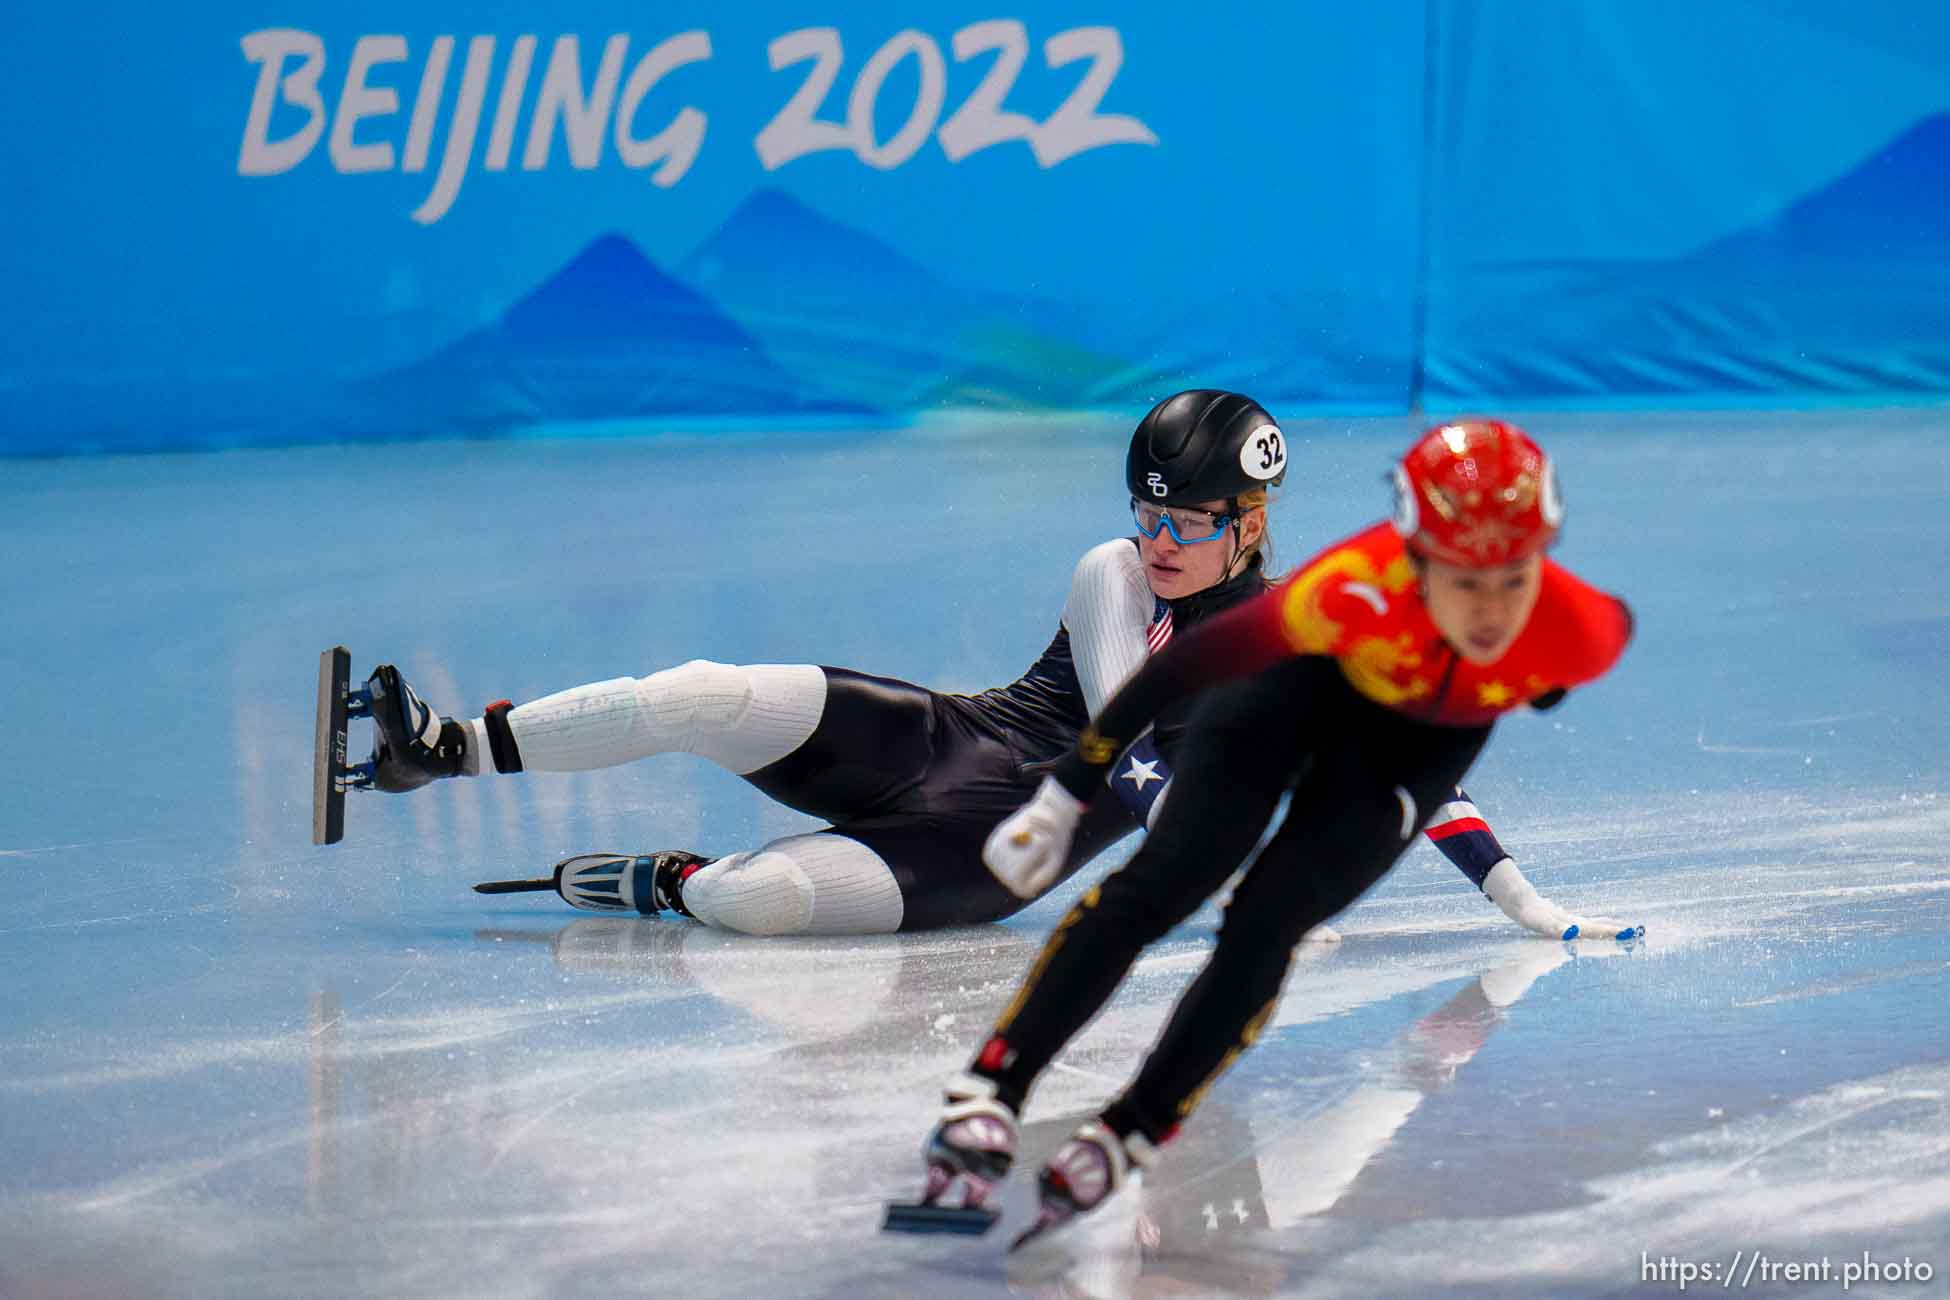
[
  {"x1": 1007, "y1": 943, "x2": 1625, "y2": 1298},
  {"x1": 1305, "y1": 1061, "x2": 1950, "y2": 1299}
]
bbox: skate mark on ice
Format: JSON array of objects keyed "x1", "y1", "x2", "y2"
[
  {"x1": 1652, "y1": 875, "x2": 1950, "y2": 914},
  {"x1": 0, "y1": 837, "x2": 160, "y2": 858},
  {"x1": 0, "y1": 895, "x2": 237, "y2": 936},
  {"x1": 358, "y1": 950, "x2": 429, "y2": 1008},
  {"x1": 1718, "y1": 1090, "x2": 1948, "y2": 1180},
  {"x1": 0, "y1": 990, "x2": 696, "y2": 1093},
  {"x1": 488, "y1": 1059, "x2": 646, "y2": 1170},
  {"x1": 1694, "y1": 724, "x2": 1804, "y2": 756},
  {"x1": 1730, "y1": 960, "x2": 1950, "y2": 1008},
  {"x1": 1775, "y1": 710, "x2": 1888, "y2": 728}
]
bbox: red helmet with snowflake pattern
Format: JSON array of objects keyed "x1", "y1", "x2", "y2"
[{"x1": 1391, "y1": 419, "x2": 1562, "y2": 567}]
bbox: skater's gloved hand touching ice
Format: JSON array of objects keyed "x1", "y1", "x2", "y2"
[
  {"x1": 1483, "y1": 859, "x2": 1643, "y2": 941},
  {"x1": 984, "y1": 776, "x2": 1085, "y2": 899}
]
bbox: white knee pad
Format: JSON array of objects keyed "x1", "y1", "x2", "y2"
[
  {"x1": 682, "y1": 833, "x2": 905, "y2": 936},
  {"x1": 660, "y1": 662, "x2": 826, "y2": 773},
  {"x1": 506, "y1": 661, "x2": 825, "y2": 774}
]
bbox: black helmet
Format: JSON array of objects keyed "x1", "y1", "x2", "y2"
[{"x1": 1125, "y1": 390, "x2": 1287, "y2": 506}]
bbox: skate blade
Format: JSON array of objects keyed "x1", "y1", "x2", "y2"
[
  {"x1": 1002, "y1": 1221, "x2": 1080, "y2": 1284},
  {"x1": 473, "y1": 878, "x2": 558, "y2": 895},
  {"x1": 1008, "y1": 1218, "x2": 1060, "y2": 1253},
  {"x1": 1008, "y1": 1201, "x2": 1093, "y2": 1255},
  {"x1": 313, "y1": 646, "x2": 351, "y2": 845},
  {"x1": 881, "y1": 1202, "x2": 999, "y2": 1236}
]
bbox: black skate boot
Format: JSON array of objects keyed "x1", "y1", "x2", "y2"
[
  {"x1": 366, "y1": 664, "x2": 469, "y2": 792},
  {"x1": 883, "y1": 1073, "x2": 1017, "y2": 1235},
  {"x1": 474, "y1": 850, "x2": 713, "y2": 917},
  {"x1": 1011, "y1": 1119, "x2": 1155, "y2": 1251}
]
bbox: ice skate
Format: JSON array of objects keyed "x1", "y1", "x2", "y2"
[
  {"x1": 365, "y1": 663, "x2": 469, "y2": 792},
  {"x1": 1010, "y1": 1120, "x2": 1152, "y2": 1252},
  {"x1": 474, "y1": 850, "x2": 712, "y2": 917},
  {"x1": 883, "y1": 1074, "x2": 1017, "y2": 1235},
  {"x1": 313, "y1": 649, "x2": 452, "y2": 840},
  {"x1": 314, "y1": 649, "x2": 480, "y2": 843},
  {"x1": 313, "y1": 647, "x2": 371, "y2": 843}
]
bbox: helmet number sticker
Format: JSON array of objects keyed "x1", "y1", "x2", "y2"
[
  {"x1": 1145, "y1": 471, "x2": 1168, "y2": 498},
  {"x1": 1242, "y1": 424, "x2": 1286, "y2": 480}
]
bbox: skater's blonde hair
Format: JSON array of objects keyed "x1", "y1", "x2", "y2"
[{"x1": 1232, "y1": 487, "x2": 1277, "y2": 578}]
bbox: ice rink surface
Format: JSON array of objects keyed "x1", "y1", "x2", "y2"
[{"x1": 2, "y1": 409, "x2": 1948, "y2": 1299}]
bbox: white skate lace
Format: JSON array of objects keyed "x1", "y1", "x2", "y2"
[
  {"x1": 403, "y1": 686, "x2": 441, "y2": 748},
  {"x1": 942, "y1": 1111, "x2": 1015, "y2": 1158},
  {"x1": 926, "y1": 1090, "x2": 1017, "y2": 1208},
  {"x1": 1046, "y1": 1134, "x2": 1115, "y2": 1208}
]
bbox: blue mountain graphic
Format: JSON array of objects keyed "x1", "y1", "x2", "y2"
[
  {"x1": 357, "y1": 233, "x2": 869, "y2": 434},
  {"x1": 1699, "y1": 112, "x2": 1950, "y2": 262},
  {"x1": 679, "y1": 187, "x2": 1137, "y2": 409},
  {"x1": 677, "y1": 187, "x2": 1414, "y2": 412},
  {"x1": 1427, "y1": 113, "x2": 1950, "y2": 401},
  {"x1": 682, "y1": 187, "x2": 969, "y2": 320}
]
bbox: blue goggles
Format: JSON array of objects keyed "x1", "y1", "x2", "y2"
[{"x1": 1131, "y1": 498, "x2": 1236, "y2": 544}]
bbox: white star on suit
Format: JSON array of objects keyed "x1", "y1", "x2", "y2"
[{"x1": 1120, "y1": 756, "x2": 1163, "y2": 790}]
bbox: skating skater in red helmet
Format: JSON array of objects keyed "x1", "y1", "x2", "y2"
[{"x1": 910, "y1": 419, "x2": 1635, "y2": 1246}]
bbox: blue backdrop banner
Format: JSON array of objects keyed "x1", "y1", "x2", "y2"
[
  {"x1": 0, "y1": 2, "x2": 1944, "y2": 453},
  {"x1": 1419, "y1": 1, "x2": 1950, "y2": 407}
]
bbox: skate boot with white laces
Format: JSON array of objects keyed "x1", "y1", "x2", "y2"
[
  {"x1": 313, "y1": 650, "x2": 480, "y2": 843},
  {"x1": 365, "y1": 664, "x2": 470, "y2": 792},
  {"x1": 473, "y1": 850, "x2": 713, "y2": 916},
  {"x1": 883, "y1": 1073, "x2": 1018, "y2": 1235},
  {"x1": 1012, "y1": 1119, "x2": 1155, "y2": 1250}
]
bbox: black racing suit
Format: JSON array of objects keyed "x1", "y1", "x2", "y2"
[{"x1": 739, "y1": 546, "x2": 1267, "y2": 929}]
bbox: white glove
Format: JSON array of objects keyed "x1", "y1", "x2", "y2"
[
  {"x1": 1482, "y1": 859, "x2": 1643, "y2": 942},
  {"x1": 983, "y1": 776, "x2": 1085, "y2": 899}
]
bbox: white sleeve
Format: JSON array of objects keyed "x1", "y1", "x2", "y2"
[{"x1": 1062, "y1": 539, "x2": 1156, "y2": 714}]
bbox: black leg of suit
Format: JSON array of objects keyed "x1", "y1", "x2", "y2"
[{"x1": 976, "y1": 658, "x2": 1489, "y2": 1139}]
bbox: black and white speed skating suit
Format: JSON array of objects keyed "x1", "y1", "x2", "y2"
[{"x1": 473, "y1": 540, "x2": 1514, "y2": 934}]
